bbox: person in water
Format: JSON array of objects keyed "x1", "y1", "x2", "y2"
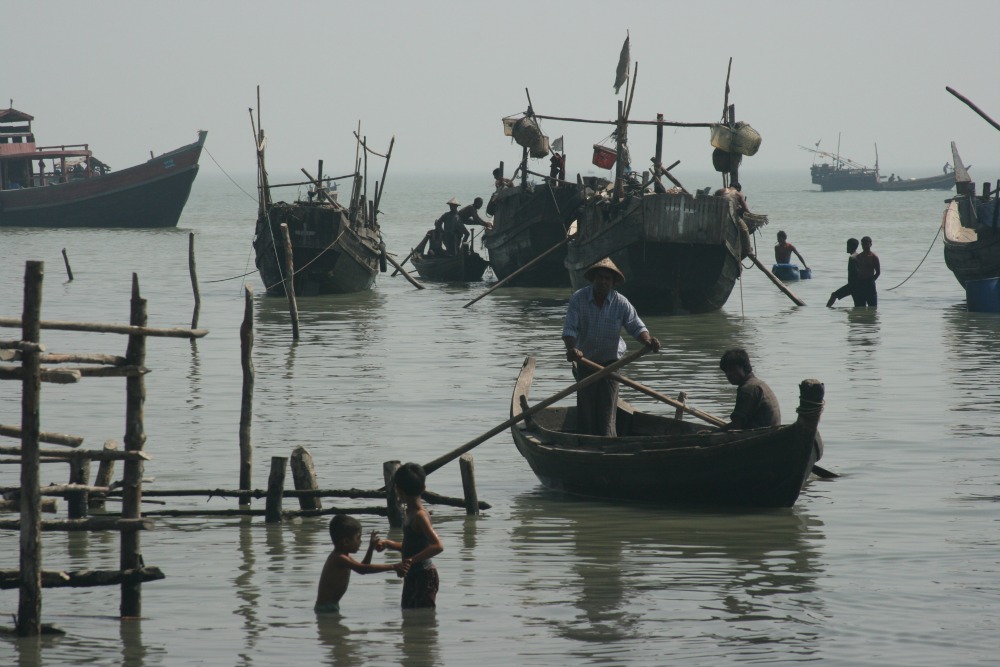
[
  {"x1": 376, "y1": 463, "x2": 443, "y2": 609},
  {"x1": 774, "y1": 230, "x2": 809, "y2": 270},
  {"x1": 314, "y1": 514, "x2": 408, "y2": 614},
  {"x1": 827, "y1": 237, "x2": 861, "y2": 307}
]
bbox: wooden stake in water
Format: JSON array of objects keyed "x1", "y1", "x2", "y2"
[
  {"x1": 61, "y1": 249, "x2": 73, "y2": 281},
  {"x1": 279, "y1": 223, "x2": 300, "y2": 340}
]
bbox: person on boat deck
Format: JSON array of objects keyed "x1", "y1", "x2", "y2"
[
  {"x1": 549, "y1": 151, "x2": 566, "y2": 186},
  {"x1": 562, "y1": 257, "x2": 661, "y2": 437},
  {"x1": 458, "y1": 197, "x2": 493, "y2": 231},
  {"x1": 826, "y1": 237, "x2": 862, "y2": 308},
  {"x1": 314, "y1": 514, "x2": 408, "y2": 614},
  {"x1": 854, "y1": 236, "x2": 881, "y2": 308},
  {"x1": 774, "y1": 230, "x2": 809, "y2": 270},
  {"x1": 943, "y1": 162, "x2": 951, "y2": 174},
  {"x1": 434, "y1": 197, "x2": 469, "y2": 256},
  {"x1": 714, "y1": 182, "x2": 750, "y2": 216},
  {"x1": 493, "y1": 167, "x2": 514, "y2": 191},
  {"x1": 719, "y1": 348, "x2": 781, "y2": 431}
]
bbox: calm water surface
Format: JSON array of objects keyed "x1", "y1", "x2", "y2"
[{"x1": 2, "y1": 168, "x2": 999, "y2": 666}]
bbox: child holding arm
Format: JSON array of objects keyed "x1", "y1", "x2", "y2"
[
  {"x1": 377, "y1": 462, "x2": 444, "y2": 609},
  {"x1": 315, "y1": 514, "x2": 409, "y2": 614}
]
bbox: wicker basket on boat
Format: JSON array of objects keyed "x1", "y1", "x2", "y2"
[{"x1": 710, "y1": 122, "x2": 762, "y2": 157}]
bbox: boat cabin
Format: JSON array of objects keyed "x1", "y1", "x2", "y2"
[{"x1": 0, "y1": 106, "x2": 109, "y2": 191}]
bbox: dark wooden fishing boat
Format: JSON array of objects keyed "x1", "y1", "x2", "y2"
[
  {"x1": 252, "y1": 104, "x2": 391, "y2": 297},
  {"x1": 510, "y1": 357, "x2": 825, "y2": 508},
  {"x1": 411, "y1": 249, "x2": 489, "y2": 282},
  {"x1": 0, "y1": 106, "x2": 204, "y2": 228},
  {"x1": 942, "y1": 142, "x2": 1000, "y2": 287},
  {"x1": 801, "y1": 143, "x2": 953, "y2": 192}
]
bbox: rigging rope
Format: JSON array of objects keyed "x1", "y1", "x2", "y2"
[{"x1": 885, "y1": 223, "x2": 943, "y2": 291}]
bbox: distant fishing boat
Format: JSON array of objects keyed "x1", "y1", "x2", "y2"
[
  {"x1": 251, "y1": 97, "x2": 391, "y2": 297},
  {"x1": 0, "y1": 105, "x2": 204, "y2": 228},
  {"x1": 800, "y1": 140, "x2": 954, "y2": 192}
]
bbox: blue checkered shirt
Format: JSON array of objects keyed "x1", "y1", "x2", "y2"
[{"x1": 562, "y1": 286, "x2": 648, "y2": 361}]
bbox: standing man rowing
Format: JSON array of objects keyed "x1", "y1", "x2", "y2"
[{"x1": 562, "y1": 257, "x2": 660, "y2": 436}]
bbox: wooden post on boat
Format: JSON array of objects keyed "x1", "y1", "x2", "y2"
[
  {"x1": 459, "y1": 454, "x2": 478, "y2": 516},
  {"x1": 89, "y1": 440, "x2": 118, "y2": 510},
  {"x1": 61, "y1": 249, "x2": 73, "y2": 282},
  {"x1": 674, "y1": 391, "x2": 687, "y2": 421},
  {"x1": 748, "y1": 253, "x2": 806, "y2": 306},
  {"x1": 290, "y1": 446, "x2": 321, "y2": 511},
  {"x1": 278, "y1": 223, "x2": 300, "y2": 341},
  {"x1": 265, "y1": 456, "x2": 287, "y2": 523},
  {"x1": 614, "y1": 100, "x2": 626, "y2": 200},
  {"x1": 189, "y1": 233, "x2": 201, "y2": 329},
  {"x1": 120, "y1": 273, "x2": 147, "y2": 618},
  {"x1": 239, "y1": 285, "x2": 254, "y2": 507},
  {"x1": 383, "y1": 460, "x2": 404, "y2": 528},
  {"x1": 67, "y1": 458, "x2": 91, "y2": 519},
  {"x1": 17, "y1": 261, "x2": 43, "y2": 637}
]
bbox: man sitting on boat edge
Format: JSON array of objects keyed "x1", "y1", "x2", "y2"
[
  {"x1": 718, "y1": 349, "x2": 780, "y2": 431},
  {"x1": 562, "y1": 257, "x2": 660, "y2": 437}
]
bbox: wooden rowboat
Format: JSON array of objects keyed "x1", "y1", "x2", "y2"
[
  {"x1": 411, "y1": 250, "x2": 489, "y2": 282},
  {"x1": 510, "y1": 357, "x2": 825, "y2": 507}
]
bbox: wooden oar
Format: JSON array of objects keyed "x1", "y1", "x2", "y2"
[
  {"x1": 946, "y1": 86, "x2": 1000, "y2": 133},
  {"x1": 391, "y1": 247, "x2": 418, "y2": 277},
  {"x1": 421, "y1": 346, "x2": 651, "y2": 475},
  {"x1": 748, "y1": 253, "x2": 806, "y2": 306},
  {"x1": 463, "y1": 235, "x2": 571, "y2": 309},
  {"x1": 577, "y1": 357, "x2": 838, "y2": 479},
  {"x1": 383, "y1": 251, "x2": 424, "y2": 290}
]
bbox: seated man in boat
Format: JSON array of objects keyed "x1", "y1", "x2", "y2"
[
  {"x1": 458, "y1": 197, "x2": 493, "y2": 231},
  {"x1": 434, "y1": 198, "x2": 469, "y2": 256},
  {"x1": 774, "y1": 230, "x2": 809, "y2": 270},
  {"x1": 562, "y1": 257, "x2": 661, "y2": 437},
  {"x1": 718, "y1": 349, "x2": 781, "y2": 431}
]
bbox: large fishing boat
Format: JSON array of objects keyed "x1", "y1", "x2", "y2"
[
  {"x1": 0, "y1": 106, "x2": 204, "y2": 228},
  {"x1": 941, "y1": 143, "x2": 1000, "y2": 287},
  {"x1": 252, "y1": 101, "x2": 392, "y2": 297},
  {"x1": 481, "y1": 115, "x2": 589, "y2": 287},
  {"x1": 801, "y1": 142, "x2": 953, "y2": 192}
]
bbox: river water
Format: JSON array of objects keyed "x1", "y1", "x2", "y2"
[{"x1": 2, "y1": 167, "x2": 999, "y2": 666}]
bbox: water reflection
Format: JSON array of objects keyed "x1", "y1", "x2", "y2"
[
  {"x1": 509, "y1": 490, "x2": 824, "y2": 657},
  {"x1": 399, "y1": 608, "x2": 439, "y2": 667},
  {"x1": 233, "y1": 518, "x2": 263, "y2": 656},
  {"x1": 942, "y1": 305, "x2": 1000, "y2": 431},
  {"x1": 315, "y1": 615, "x2": 362, "y2": 667}
]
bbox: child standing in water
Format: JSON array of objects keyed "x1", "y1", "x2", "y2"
[
  {"x1": 314, "y1": 514, "x2": 408, "y2": 614},
  {"x1": 377, "y1": 462, "x2": 444, "y2": 609}
]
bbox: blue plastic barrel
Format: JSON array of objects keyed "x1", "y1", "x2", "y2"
[
  {"x1": 799, "y1": 268, "x2": 813, "y2": 280},
  {"x1": 772, "y1": 263, "x2": 800, "y2": 281},
  {"x1": 966, "y1": 277, "x2": 1000, "y2": 312}
]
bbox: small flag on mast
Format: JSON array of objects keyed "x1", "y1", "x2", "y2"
[
  {"x1": 613, "y1": 33, "x2": 630, "y2": 94},
  {"x1": 551, "y1": 136, "x2": 564, "y2": 153}
]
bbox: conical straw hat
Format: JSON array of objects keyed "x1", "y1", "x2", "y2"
[{"x1": 583, "y1": 257, "x2": 625, "y2": 284}]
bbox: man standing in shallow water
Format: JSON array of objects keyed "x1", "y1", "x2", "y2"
[
  {"x1": 562, "y1": 257, "x2": 660, "y2": 437},
  {"x1": 854, "y1": 236, "x2": 881, "y2": 308}
]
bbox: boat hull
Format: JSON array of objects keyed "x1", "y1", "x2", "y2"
[
  {"x1": 942, "y1": 197, "x2": 1000, "y2": 287},
  {"x1": 566, "y1": 191, "x2": 744, "y2": 314},
  {"x1": 483, "y1": 183, "x2": 584, "y2": 287},
  {"x1": 0, "y1": 132, "x2": 205, "y2": 228},
  {"x1": 510, "y1": 358, "x2": 822, "y2": 508},
  {"x1": 254, "y1": 202, "x2": 381, "y2": 296},
  {"x1": 411, "y1": 251, "x2": 489, "y2": 282}
]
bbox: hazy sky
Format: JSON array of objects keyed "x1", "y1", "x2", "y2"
[{"x1": 5, "y1": 1, "x2": 1000, "y2": 182}]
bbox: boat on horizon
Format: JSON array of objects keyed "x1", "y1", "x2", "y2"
[
  {"x1": 0, "y1": 106, "x2": 204, "y2": 228},
  {"x1": 800, "y1": 141, "x2": 954, "y2": 192}
]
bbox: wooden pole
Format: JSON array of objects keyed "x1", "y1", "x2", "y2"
[
  {"x1": 61, "y1": 249, "x2": 73, "y2": 281},
  {"x1": 382, "y1": 250, "x2": 424, "y2": 290},
  {"x1": 189, "y1": 233, "x2": 201, "y2": 329},
  {"x1": 89, "y1": 440, "x2": 117, "y2": 510},
  {"x1": 463, "y1": 236, "x2": 570, "y2": 308},
  {"x1": 383, "y1": 461, "x2": 404, "y2": 528},
  {"x1": 373, "y1": 136, "x2": 395, "y2": 222},
  {"x1": 748, "y1": 254, "x2": 806, "y2": 306},
  {"x1": 946, "y1": 86, "x2": 1000, "y2": 133},
  {"x1": 674, "y1": 391, "x2": 688, "y2": 421},
  {"x1": 239, "y1": 285, "x2": 254, "y2": 507},
  {"x1": 0, "y1": 424, "x2": 83, "y2": 447},
  {"x1": 421, "y1": 346, "x2": 651, "y2": 475},
  {"x1": 265, "y1": 456, "x2": 287, "y2": 523},
  {"x1": 120, "y1": 273, "x2": 147, "y2": 619},
  {"x1": 17, "y1": 260, "x2": 43, "y2": 637},
  {"x1": 290, "y1": 446, "x2": 321, "y2": 511},
  {"x1": 66, "y1": 458, "x2": 91, "y2": 519},
  {"x1": 459, "y1": 454, "x2": 479, "y2": 516},
  {"x1": 278, "y1": 223, "x2": 300, "y2": 340},
  {"x1": 0, "y1": 318, "x2": 208, "y2": 338}
]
